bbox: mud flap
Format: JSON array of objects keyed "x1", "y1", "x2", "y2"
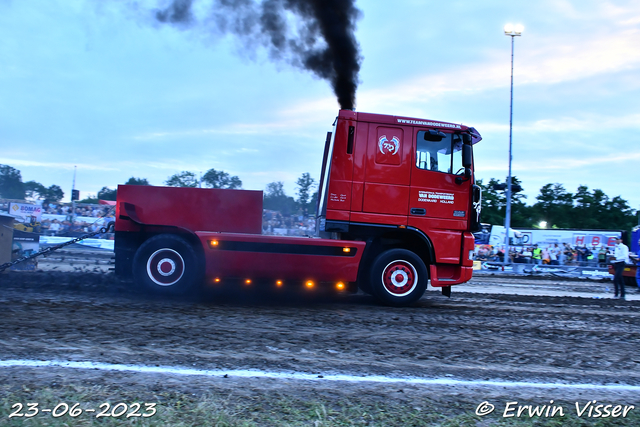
[
  {"x1": 347, "y1": 281, "x2": 359, "y2": 293},
  {"x1": 441, "y1": 286, "x2": 451, "y2": 298}
]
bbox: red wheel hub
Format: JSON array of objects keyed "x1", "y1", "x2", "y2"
[{"x1": 382, "y1": 260, "x2": 418, "y2": 296}]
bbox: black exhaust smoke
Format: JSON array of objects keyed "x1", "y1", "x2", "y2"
[{"x1": 154, "y1": 0, "x2": 362, "y2": 110}]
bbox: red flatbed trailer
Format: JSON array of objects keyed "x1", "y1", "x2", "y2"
[
  {"x1": 196, "y1": 232, "x2": 366, "y2": 283},
  {"x1": 115, "y1": 110, "x2": 483, "y2": 306}
]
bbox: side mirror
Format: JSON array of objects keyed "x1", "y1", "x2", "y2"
[
  {"x1": 456, "y1": 145, "x2": 473, "y2": 185},
  {"x1": 462, "y1": 144, "x2": 472, "y2": 169}
]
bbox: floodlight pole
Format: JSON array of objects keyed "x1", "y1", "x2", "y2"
[{"x1": 503, "y1": 25, "x2": 522, "y2": 268}]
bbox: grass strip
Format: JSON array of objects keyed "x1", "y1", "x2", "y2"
[{"x1": 1, "y1": 384, "x2": 639, "y2": 426}]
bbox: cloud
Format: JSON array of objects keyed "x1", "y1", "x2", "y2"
[
  {"x1": 507, "y1": 151, "x2": 640, "y2": 174},
  {"x1": 130, "y1": 96, "x2": 338, "y2": 141},
  {"x1": 357, "y1": 25, "x2": 640, "y2": 110},
  {"x1": 0, "y1": 158, "x2": 116, "y2": 172},
  {"x1": 518, "y1": 31, "x2": 640, "y2": 86},
  {"x1": 475, "y1": 113, "x2": 640, "y2": 134},
  {"x1": 131, "y1": 116, "x2": 327, "y2": 141}
]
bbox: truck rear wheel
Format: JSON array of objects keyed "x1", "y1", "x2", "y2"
[
  {"x1": 133, "y1": 234, "x2": 203, "y2": 295},
  {"x1": 370, "y1": 249, "x2": 428, "y2": 306}
]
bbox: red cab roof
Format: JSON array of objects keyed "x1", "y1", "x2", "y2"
[
  {"x1": 337, "y1": 109, "x2": 481, "y2": 143},
  {"x1": 338, "y1": 109, "x2": 470, "y2": 132}
]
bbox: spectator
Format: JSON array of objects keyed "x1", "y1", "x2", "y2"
[
  {"x1": 90, "y1": 221, "x2": 101, "y2": 233},
  {"x1": 513, "y1": 248, "x2": 525, "y2": 264},
  {"x1": 598, "y1": 246, "x2": 608, "y2": 267},
  {"x1": 532, "y1": 245, "x2": 542, "y2": 264},
  {"x1": 549, "y1": 243, "x2": 561, "y2": 265},
  {"x1": 611, "y1": 237, "x2": 630, "y2": 299},
  {"x1": 48, "y1": 219, "x2": 61, "y2": 236},
  {"x1": 585, "y1": 246, "x2": 594, "y2": 266},
  {"x1": 563, "y1": 244, "x2": 575, "y2": 265},
  {"x1": 542, "y1": 247, "x2": 550, "y2": 264},
  {"x1": 40, "y1": 219, "x2": 50, "y2": 235}
]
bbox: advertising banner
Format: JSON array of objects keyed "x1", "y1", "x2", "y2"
[
  {"x1": 9, "y1": 202, "x2": 42, "y2": 233},
  {"x1": 485, "y1": 225, "x2": 621, "y2": 248},
  {"x1": 11, "y1": 229, "x2": 40, "y2": 271},
  {"x1": 8, "y1": 203, "x2": 41, "y2": 270}
]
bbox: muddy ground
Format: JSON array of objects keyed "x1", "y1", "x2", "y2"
[{"x1": 1, "y1": 250, "x2": 640, "y2": 424}]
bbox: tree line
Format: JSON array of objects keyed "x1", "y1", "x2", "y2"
[
  {"x1": 0, "y1": 165, "x2": 65, "y2": 203},
  {"x1": 478, "y1": 177, "x2": 638, "y2": 234},
  {"x1": 3, "y1": 163, "x2": 635, "y2": 231},
  {"x1": 0, "y1": 164, "x2": 317, "y2": 217}
]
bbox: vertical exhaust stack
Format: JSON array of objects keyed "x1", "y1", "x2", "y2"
[{"x1": 154, "y1": 0, "x2": 363, "y2": 110}]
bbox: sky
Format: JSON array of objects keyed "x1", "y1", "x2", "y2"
[{"x1": 1, "y1": 0, "x2": 639, "y2": 215}]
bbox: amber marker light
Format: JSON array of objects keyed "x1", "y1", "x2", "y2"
[
  {"x1": 214, "y1": 277, "x2": 221, "y2": 283},
  {"x1": 245, "y1": 279, "x2": 252, "y2": 285},
  {"x1": 336, "y1": 282, "x2": 345, "y2": 291},
  {"x1": 210, "y1": 240, "x2": 219, "y2": 248},
  {"x1": 342, "y1": 247, "x2": 351, "y2": 253},
  {"x1": 276, "y1": 280, "x2": 283, "y2": 287},
  {"x1": 305, "y1": 280, "x2": 314, "y2": 289}
]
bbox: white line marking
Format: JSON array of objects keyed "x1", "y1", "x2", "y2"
[{"x1": 1, "y1": 359, "x2": 638, "y2": 391}]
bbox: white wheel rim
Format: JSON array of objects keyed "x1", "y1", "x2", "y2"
[{"x1": 147, "y1": 248, "x2": 185, "y2": 286}]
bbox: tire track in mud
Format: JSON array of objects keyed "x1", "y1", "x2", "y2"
[{"x1": 1, "y1": 272, "x2": 639, "y2": 387}]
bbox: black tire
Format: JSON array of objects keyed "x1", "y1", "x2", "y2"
[
  {"x1": 370, "y1": 248, "x2": 428, "y2": 306},
  {"x1": 357, "y1": 269, "x2": 373, "y2": 295},
  {"x1": 132, "y1": 234, "x2": 203, "y2": 295}
]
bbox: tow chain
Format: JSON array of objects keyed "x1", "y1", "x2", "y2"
[{"x1": 0, "y1": 216, "x2": 116, "y2": 273}]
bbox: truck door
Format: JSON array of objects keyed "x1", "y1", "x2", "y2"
[
  {"x1": 409, "y1": 129, "x2": 471, "y2": 262},
  {"x1": 361, "y1": 124, "x2": 411, "y2": 222}
]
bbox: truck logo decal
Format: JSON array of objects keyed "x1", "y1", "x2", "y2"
[
  {"x1": 378, "y1": 135, "x2": 400, "y2": 155},
  {"x1": 473, "y1": 199, "x2": 482, "y2": 221},
  {"x1": 418, "y1": 191, "x2": 455, "y2": 204}
]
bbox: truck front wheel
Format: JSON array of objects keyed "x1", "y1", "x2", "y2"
[
  {"x1": 133, "y1": 234, "x2": 203, "y2": 295},
  {"x1": 370, "y1": 249, "x2": 428, "y2": 306}
]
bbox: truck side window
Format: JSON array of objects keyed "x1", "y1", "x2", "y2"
[{"x1": 416, "y1": 131, "x2": 461, "y2": 174}]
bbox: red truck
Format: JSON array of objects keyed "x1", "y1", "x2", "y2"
[{"x1": 115, "y1": 109, "x2": 482, "y2": 306}]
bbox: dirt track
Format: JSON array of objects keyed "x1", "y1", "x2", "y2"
[
  {"x1": 1, "y1": 268, "x2": 639, "y2": 395},
  {"x1": 1, "y1": 259, "x2": 640, "y2": 427}
]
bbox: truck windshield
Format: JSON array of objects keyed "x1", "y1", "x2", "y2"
[{"x1": 415, "y1": 131, "x2": 463, "y2": 174}]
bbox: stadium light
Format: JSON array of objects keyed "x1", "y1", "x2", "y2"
[{"x1": 503, "y1": 24, "x2": 523, "y2": 267}]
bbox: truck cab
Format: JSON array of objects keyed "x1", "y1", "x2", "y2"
[{"x1": 317, "y1": 110, "x2": 481, "y2": 295}]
